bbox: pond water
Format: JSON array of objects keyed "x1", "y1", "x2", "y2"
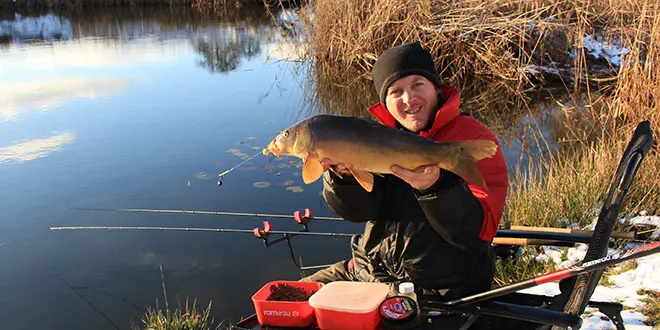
[{"x1": 0, "y1": 4, "x2": 561, "y2": 329}]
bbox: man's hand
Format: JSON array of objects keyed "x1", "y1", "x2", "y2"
[{"x1": 391, "y1": 165, "x2": 440, "y2": 191}]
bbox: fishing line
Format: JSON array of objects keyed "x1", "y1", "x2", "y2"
[
  {"x1": 63, "y1": 207, "x2": 344, "y2": 221},
  {"x1": 54, "y1": 273, "x2": 122, "y2": 330},
  {"x1": 71, "y1": 286, "x2": 146, "y2": 313},
  {"x1": 217, "y1": 150, "x2": 263, "y2": 186},
  {"x1": 217, "y1": 123, "x2": 299, "y2": 185}
]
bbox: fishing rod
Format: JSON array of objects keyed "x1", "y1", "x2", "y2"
[
  {"x1": 50, "y1": 221, "x2": 354, "y2": 273},
  {"x1": 50, "y1": 225, "x2": 355, "y2": 238},
  {"x1": 61, "y1": 207, "x2": 645, "y2": 246},
  {"x1": 62, "y1": 207, "x2": 654, "y2": 241},
  {"x1": 509, "y1": 225, "x2": 637, "y2": 240},
  {"x1": 48, "y1": 223, "x2": 575, "y2": 248},
  {"x1": 496, "y1": 230, "x2": 593, "y2": 244},
  {"x1": 63, "y1": 207, "x2": 344, "y2": 222},
  {"x1": 425, "y1": 240, "x2": 660, "y2": 306}
]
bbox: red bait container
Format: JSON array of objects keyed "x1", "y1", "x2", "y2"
[{"x1": 251, "y1": 280, "x2": 323, "y2": 328}]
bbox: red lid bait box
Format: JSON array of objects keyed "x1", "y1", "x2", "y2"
[{"x1": 308, "y1": 281, "x2": 391, "y2": 330}]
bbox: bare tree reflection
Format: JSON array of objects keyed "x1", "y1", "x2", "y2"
[{"x1": 193, "y1": 34, "x2": 262, "y2": 73}]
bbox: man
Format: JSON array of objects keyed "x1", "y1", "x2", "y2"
[{"x1": 301, "y1": 42, "x2": 509, "y2": 303}]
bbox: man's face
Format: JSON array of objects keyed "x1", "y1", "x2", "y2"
[{"x1": 384, "y1": 74, "x2": 439, "y2": 133}]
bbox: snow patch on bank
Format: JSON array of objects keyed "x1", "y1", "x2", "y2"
[{"x1": 521, "y1": 215, "x2": 660, "y2": 329}]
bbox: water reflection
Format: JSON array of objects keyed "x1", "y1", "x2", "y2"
[
  {"x1": 0, "y1": 13, "x2": 73, "y2": 43},
  {"x1": 0, "y1": 77, "x2": 131, "y2": 121},
  {"x1": 0, "y1": 131, "x2": 74, "y2": 163},
  {"x1": 193, "y1": 32, "x2": 262, "y2": 73},
  {"x1": 0, "y1": 6, "x2": 320, "y2": 329},
  {"x1": 127, "y1": 250, "x2": 224, "y2": 277},
  {"x1": 0, "y1": 4, "x2": 295, "y2": 72}
]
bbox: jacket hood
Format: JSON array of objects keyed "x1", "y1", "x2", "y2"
[{"x1": 367, "y1": 85, "x2": 461, "y2": 139}]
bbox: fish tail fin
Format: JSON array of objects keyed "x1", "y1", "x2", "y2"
[{"x1": 441, "y1": 140, "x2": 498, "y2": 190}]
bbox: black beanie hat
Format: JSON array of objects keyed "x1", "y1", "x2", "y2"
[{"x1": 371, "y1": 41, "x2": 442, "y2": 107}]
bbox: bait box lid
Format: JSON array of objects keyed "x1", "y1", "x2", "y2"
[{"x1": 308, "y1": 281, "x2": 390, "y2": 313}]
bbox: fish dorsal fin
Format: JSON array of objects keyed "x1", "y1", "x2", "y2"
[
  {"x1": 302, "y1": 156, "x2": 324, "y2": 184},
  {"x1": 349, "y1": 168, "x2": 374, "y2": 192}
]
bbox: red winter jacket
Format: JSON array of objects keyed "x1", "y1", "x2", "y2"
[{"x1": 367, "y1": 85, "x2": 509, "y2": 241}]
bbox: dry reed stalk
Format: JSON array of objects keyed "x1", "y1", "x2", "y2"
[{"x1": 306, "y1": 0, "x2": 657, "y2": 111}]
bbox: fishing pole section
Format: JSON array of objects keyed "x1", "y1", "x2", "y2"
[
  {"x1": 54, "y1": 205, "x2": 656, "y2": 278},
  {"x1": 53, "y1": 207, "x2": 351, "y2": 276}
]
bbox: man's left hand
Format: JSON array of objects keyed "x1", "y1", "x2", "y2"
[{"x1": 391, "y1": 165, "x2": 440, "y2": 191}]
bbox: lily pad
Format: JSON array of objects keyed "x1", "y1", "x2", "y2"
[
  {"x1": 251, "y1": 146, "x2": 262, "y2": 150},
  {"x1": 278, "y1": 163, "x2": 290, "y2": 168},
  {"x1": 253, "y1": 182, "x2": 271, "y2": 188},
  {"x1": 194, "y1": 172, "x2": 213, "y2": 180},
  {"x1": 286, "y1": 186, "x2": 304, "y2": 193},
  {"x1": 226, "y1": 148, "x2": 241, "y2": 154},
  {"x1": 281, "y1": 180, "x2": 294, "y2": 186},
  {"x1": 215, "y1": 161, "x2": 224, "y2": 166}
]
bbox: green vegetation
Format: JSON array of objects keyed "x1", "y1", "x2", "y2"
[{"x1": 131, "y1": 266, "x2": 229, "y2": 330}]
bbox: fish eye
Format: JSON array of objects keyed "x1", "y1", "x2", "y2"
[{"x1": 282, "y1": 130, "x2": 289, "y2": 137}]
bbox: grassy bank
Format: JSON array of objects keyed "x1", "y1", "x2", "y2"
[{"x1": 131, "y1": 266, "x2": 229, "y2": 330}]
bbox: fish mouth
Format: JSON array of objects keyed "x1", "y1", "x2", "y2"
[{"x1": 265, "y1": 141, "x2": 280, "y2": 156}]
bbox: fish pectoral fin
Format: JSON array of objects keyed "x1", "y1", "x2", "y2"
[
  {"x1": 302, "y1": 158, "x2": 324, "y2": 184},
  {"x1": 348, "y1": 168, "x2": 374, "y2": 192}
]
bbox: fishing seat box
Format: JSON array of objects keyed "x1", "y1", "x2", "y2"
[
  {"x1": 308, "y1": 281, "x2": 391, "y2": 330},
  {"x1": 251, "y1": 280, "x2": 324, "y2": 328}
]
